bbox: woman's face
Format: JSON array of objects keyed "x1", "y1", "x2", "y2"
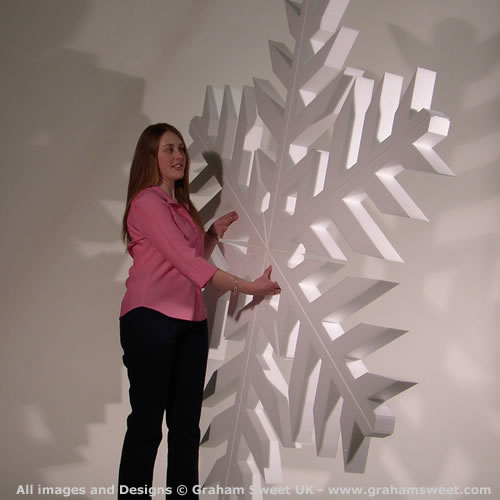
[{"x1": 157, "y1": 130, "x2": 186, "y2": 192}]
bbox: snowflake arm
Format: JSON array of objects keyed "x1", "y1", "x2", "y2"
[{"x1": 189, "y1": 0, "x2": 452, "y2": 489}]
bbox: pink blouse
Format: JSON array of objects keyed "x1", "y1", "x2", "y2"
[{"x1": 120, "y1": 186, "x2": 218, "y2": 321}]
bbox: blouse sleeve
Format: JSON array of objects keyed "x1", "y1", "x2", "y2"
[{"x1": 128, "y1": 190, "x2": 217, "y2": 288}]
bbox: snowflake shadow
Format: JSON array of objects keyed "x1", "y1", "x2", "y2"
[{"x1": 0, "y1": 1, "x2": 149, "y2": 497}]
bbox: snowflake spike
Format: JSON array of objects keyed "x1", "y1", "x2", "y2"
[
  {"x1": 324, "y1": 73, "x2": 372, "y2": 171},
  {"x1": 255, "y1": 376, "x2": 294, "y2": 447},
  {"x1": 245, "y1": 404, "x2": 284, "y2": 484},
  {"x1": 275, "y1": 257, "x2": 345, "y2": 314},
  {"x1": 288, "y1": 331, "x2": 321, "y2": 443},
  {"x1": 409, "y1": 66, "x2": 436, "y2": 112},
  {"x1": 275, "y1": 218, "x2": 347, "y2": 264},
  {"x1": 394, "y1": 67, "x2": 436, "y2": 128},
  {"x1": 284, "y1": 0, "x2": 301, "y2": 40},
  {"x1": 237, "y1": 452, "x2": 264, "y2": 500},
  {"x1": 202, "y1": 454, "x2": 225, "y2": 486},
  {"x1": 187, "y1": 144, "x2": 206, "y2": 178},
  {"x1": 216, "y1": 86, "x2": 243, "y2": 161},
  {"x1": 223, "y1": 301, "x2": 252, "y2": 341},
  {"x1": 308, "y1": 276, "x2": 398, "y2": 324},
  {"x1": 254, "y1": 149, "x2": 277, "y2": 198},
  {"x1": 269, "y1": 149, "x2": 315, "y2": 221},
  {"x1": 412, "y1": 114, "x2": 453, "y2": 176},
  {"x1": 292, "y1": 149, "x2": 328, "y2": 201},
  {"x1": 301, "y1": 0, "x2": 346, "y2": 42},
  {"x1": 308, "y1": 218, "x2": 349, "y2": 261},
  {"x1": 292, "y1": 71, "x2": 354, "y2": 149},
  {"x1": 229, "y1": 85, "x2": 263, "y2": 190},
  {"x1": 385, "y1": 129, "x2": 452, "y2": 177},
  {"x1": 269, "y1": 151, "x2": 332, "y2": 238},
  {"x1": 340, "y1": 411, "x2": 371, "y2": 473},
  {"x1": 190, "y1": 175, "x2": 222, "y2": 212},
  {"x1": 199, "y1": 85, "x2": 223, "y2": 141},
  {"x1": 203, "y1": 455, "x2": 234, "y2": 490},
  {"x1": 274, "y1": 287, "x2": 301, "y2": 358},
  {"x1": 357, "y1": 73, "x2": 396, "y2": 162},
  {"x1": 284, "y1": 253, "x2": 344, "y2": 290},
  {"x1": 206, "y1": 292, "x2": 230, "y2": 361},
  {"x1": 313, "y1": 366, "x2": 342, "y2": 457},
  {"x1": 359, "y1": 72, "x2": 403, "y2": 156},
  {"x1": 369, "y1": 164, "x2": 428, "y2": 220},
  {"x1": 334, "y1": 323, "x2": 407, "y2": 360},
  {"x1": 269, "y1": 41, "x2": 293, "y2": 90},
  {"x1": 314, "y1": 0, "x2": 351, "y2": 37},
  {"x1": 326, "y1": 195, "x2": 402, "y2": 261},
  {"x1": 301, "y1": 26, "x2": 357, "y2": 96},
  {"x1": 324, "y1": 76, "x2": 357, "y2": 182},
  {"x1": 376, "y1": 72, "x2": 404, "y2": 142},
  {"x1": 201, "y1": 406, "x2": 233, "y2": 448},
  {"x1": 253, "y1": 340, "x2": 295, "y2": 446},
  {"x1": 203, "y1": 352, "x2": 243, "y2": 405},
  {"x1": 347, "y1": 75, "x2": 374, "y2": 168},
  {"x1": 253, "y1": 78, "x2": 286, "y2": 144},
  {"x1": 356, "y1": 373, "x2": 416, "y2": 407},
  {"x1": 203, "y1": 373, "x2": 276, "y2": 493},
  {"x1": 189, "y1": 116, "x2": 213, "y2": 156},
  {"x1": 245, "y1": 151, "x2": 272, "y2": 236},
  {"x1": 215, "y1": 140, "x2": 270, "y2": 259},
  {"x1": 286, "y1": 311, "x2": 399, "y2": 441},
  {"x1": 269, "y1": 151, "x2": 354, "y2": 261}
]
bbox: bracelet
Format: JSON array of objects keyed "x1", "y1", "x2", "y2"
[
  {"x1": 207, "y1": 227, "x2": 219, "y2": 240},
  {"x1": 232, "y1": 278, "x2": 239, "y2": 295}
]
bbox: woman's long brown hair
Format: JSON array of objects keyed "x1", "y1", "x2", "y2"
[{"x1": 121, "y1": 123, "x2": 203, "y2": 244}]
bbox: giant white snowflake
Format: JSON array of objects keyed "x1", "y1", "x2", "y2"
[{"x1": 187, "y1": 0, "x2": 452, "y2": 496}]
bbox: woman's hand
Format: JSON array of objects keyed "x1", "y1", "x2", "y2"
[
  {"x1": 210, "y1": 266, "x2": 281, "y2": 297},
  {"x1": 209, "y1": 211, "x2": 239, "y2": 239},
  {"x1": 251, "y1": 265, "x2": 281, "y2": 296}
]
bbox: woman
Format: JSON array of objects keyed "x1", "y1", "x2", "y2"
[{"x1": 118, "y1": 123, "x2": 280, "y2": 499}]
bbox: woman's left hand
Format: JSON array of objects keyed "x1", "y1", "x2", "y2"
[{"x1": 209, "y1": 211, "x2": 239, "y2": 239}]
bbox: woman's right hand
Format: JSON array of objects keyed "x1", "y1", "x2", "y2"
[{"x1": 251, "y1": 265, "x2": 281, "y2": 296}]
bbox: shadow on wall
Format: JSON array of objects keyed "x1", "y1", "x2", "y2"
[
  {"x1": 345, "y1": 15, "x2": 500, "y2": 489},
  {"x1": 0, "y1": 1, "x2": 149, "y2": 497}
]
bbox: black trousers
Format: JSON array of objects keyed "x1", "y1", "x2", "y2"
[{"x1": 118, "y1": 307, "x2": 209, "y2": 499}]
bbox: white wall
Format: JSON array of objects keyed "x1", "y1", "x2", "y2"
[{"x1": 1, "y1": 1, "x2": 498, "y2": 498}]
